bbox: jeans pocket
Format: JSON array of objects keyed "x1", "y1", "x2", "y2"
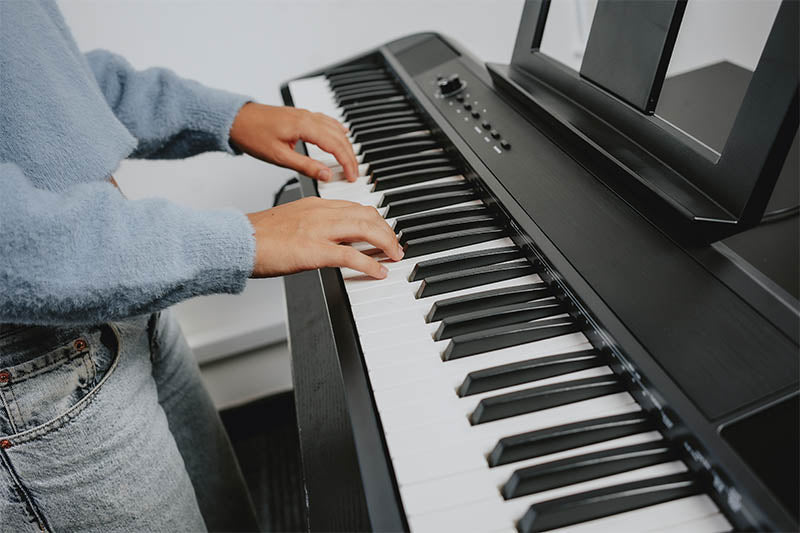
[{"x1": 0, "y1": 324, "x2": 121, "y2": 438}]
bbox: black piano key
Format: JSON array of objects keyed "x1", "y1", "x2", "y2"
[
  {"x1": 393, "y1": 205, "x2": 488, "y2": 233},
  {"x1": 354, "y1": 121, "x2": 427, "y2": 143},
  {"x1": 403, "y1": 226, "x2": 506, "y2": 260},
  {"x1": 343, "y1": 102, "x2": 412, "y2": 122},
  {"x1": 329, "y1": 73, "x2": 391, "y2": 91},
  {"x1": 348, "y1": 110, "x2": 420, "y2": 130},
  {"x1": 517, "y1": 473, "x2": 700, "y2": 533},
  {"x1": 489, "y1": 412, "x2": 655, "y2": 467},
  {"x1": 398, "y1": 213, "x2": 496, "y2": 243},
  {"x1": 417, "y1": 261, "x2": 534, "y2": 299},
  {"x1": 375, "y1": 166, "x2": 460, "y2": 193},
  {"x1": 381, "y1": 182, "x2": 472, "y2": 209},
  {"x1": 333, "y1": 81, "x2": 397, "y2": 98},
  {"x1": 435, "y1": 298, "x2": 564, "y2": 340},
  {"x1": 349, "y1": 114, "x2": 421, "y2": 135},
  {"x1": 470, "y1": 374, "x2": 624, "y2": 425},
  {"x1": 458, "y1": 350, "x2": 602, "y2": 396},
  {"x1": 503, "y1": 440, "x2": 675, "y2": 500},
  {"x1": 426, "y1": 283, "x2": 551, "y2": 322},
  {"x1": 446, "y1": 316, "x2": 578, "y2": 362},
  {"x1": 340, "y1": 95, "x2": 406, "y2": 114},
  {"x1": 359, "y1": 133, "x2": 434, "y2": 157},
  {"x1": 361, "y1": 139, "x2": 441, "y2": 163},
  {"x1": 326, "y1": 64, "x2": 383, "y2": 77},
  {"x1": 370, "y1": 157, "x2": 453, "y2": 182},
  {"x1": 385, "y1": 189, "x2": 478, "y2": 218},
  {"x1": 337, "y1": 88, "x2": 403, "y2": 106},
  {"x1": 327, "y1": 69, "x2": 386, "y2": 83},
  {"x1": 409, "y1": 245, "x2": 520, "y2": 281}
]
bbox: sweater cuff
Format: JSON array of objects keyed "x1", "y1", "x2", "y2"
[
  {"x1": 183, "y1": 84, "x2": 252, "y2": 155},
  {"x1": 183, "y1": 209, "x2": 255, "y2": 295}
]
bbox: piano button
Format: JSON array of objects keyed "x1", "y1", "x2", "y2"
[
  {"x1": 347, "y1": 109, "x2": 420, "y2": 130},
  {"x1": 380, "y1": 181, "x2": 471, "y2": 209},
  {"x1": 386, "y1": 190, "x2": 479, "y2": 219},
  {"x1": 393, "y1": 204, "x2": 488, "y2": 233},
  {"x1": 374, "y1": 165, "x2": 459, "y2": 192},
  {"x1": 426, "y1": 283, "x2": 552, "y2": 322},
  {"x1": 489, "y1": 412, "x2": 655, "y2": 467},
  {"x1": 409, "y1": 245, "x2": 520, "y2": 281},
  {"x1": 436, "y1": 298, "x2": 564, "y2": 340},
  {"x1": 517, "y1": 472, "x2": 700, "y2": 533},
  {"x1": 398, "y1": 213, "x2": 496, "y2": 243},
  {"x1": 361, "y1": 139, "x2": 441, "y2": 162},
  {"x1": 353, "y1": 121, "x2": 427, "y2": 143},
  {"x1": 502, "y1": 440, "x2": 675, "y2": 500},
  {"x1": 417, "y1": 261, "x2": 534, "y2": 299},
  {"x1": 457, "y1": 350, "x2": 600, "y2": 398},
  {"x1": 445, "y1": 315, "x2": 577, "y2": 361},
  {"x1": 402, "y1": 225, "x2": 504, "y2": 259},
  {"x1": 370, "y1": 157, "x2": 454, "y2": 183},
  {"x1": 343, "y1": 101, "x2": 412, "y2": 122},
  {"x1": 470, "y1": 374, "x2": 624, "y2": 425}
]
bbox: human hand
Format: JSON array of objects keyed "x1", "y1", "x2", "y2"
[
  {"x1": 230, "y1": 102, "x2": 359, "y2": 182},
  {"x1": 246, "y1": 197, "x2": 403, "y2": 279}
]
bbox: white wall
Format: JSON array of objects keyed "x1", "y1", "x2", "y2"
[{"x1": 58, "y1": 0, "x2": 526, "y2": 361}]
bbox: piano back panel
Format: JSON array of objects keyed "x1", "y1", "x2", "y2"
[{"x1": 281, "y1": 31, "x2": 799, "y2": 532}]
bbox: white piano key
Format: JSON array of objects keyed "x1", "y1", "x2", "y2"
[
  {"x1": 321, "y1": 175, "x2": 465, "y2": 204},
  {"x1": 644, "y1": 510, "x2": 732, "y2": 533},
  {"x1": 546, "y1": 495, "x2": 723, "y2": 533},
  {"x1": 406, "y1": 461, "x2": 688, "y2": 533},
  {"x1": 366, "y1": 333, "x2": 591, "y2": 390},
  {"x1": 400, "y1": 431, "x2": 666, "y2": 517}
]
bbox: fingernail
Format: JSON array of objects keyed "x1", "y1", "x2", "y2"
[
  {"x1": 396, "y1": 244, "x2": 405, "y2": 259},
  {"x1": 379, "y1": 265, "x2": 389, "y2": 278},
  {"x1": 317, "y1": 168, "x2": 332, "y2": 181}
]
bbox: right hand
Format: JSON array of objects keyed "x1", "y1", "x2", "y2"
[{"x1": 246, "y1": 197, "x2": 404, "y2": 279}]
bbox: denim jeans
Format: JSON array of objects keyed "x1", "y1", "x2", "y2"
[{"x1": 0, "y1": 311, "x2": 259, "y2": 532}]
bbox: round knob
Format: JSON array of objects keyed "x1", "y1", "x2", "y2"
[{"x1": 438, "y1": 74, "x2": 465, "y2": 97}]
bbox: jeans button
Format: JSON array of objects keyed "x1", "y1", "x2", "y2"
[
  {"x1": 0, "y1": 439, "x2": 11, "y2": 449},
  {"x1": 0, "y1": 370, "x2": 10, "y2": 384}
]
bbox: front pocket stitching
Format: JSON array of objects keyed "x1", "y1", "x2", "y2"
[
  {"x1": 0, "y1": 389, "x2": 19, "y2": 435},
  {"x1": 0, "y1": 447, "x2": 52, "y2": 532},
  {"x1": 2, "y1": 324, "x2": 123, "y2": 446},
  {"x1": 8, "y1": 348, "x2": 91, "y2": 385}
]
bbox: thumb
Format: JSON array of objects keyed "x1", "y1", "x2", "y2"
[{"x1": 278, "y1": 147, "x2": 332, "y2": 182}]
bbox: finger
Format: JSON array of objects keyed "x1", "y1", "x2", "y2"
[
  {"x1": 324, "y1": 245, "x2": 388, "y2": 279},
  {"x1": 275, "y1": 146, "x2": 333, "y2": 181},
  {"x1": 298, "y1": 119, "x2": 359, "y2": 182},
  {"x1": 321, "y1": 113, "x2": 348, "y2": 134},
  {"x1": 329, "y1": 207, "x2": 403, "y2": 261}
]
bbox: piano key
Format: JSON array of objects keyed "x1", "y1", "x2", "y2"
[
  {"x1": 399, "y1": 214, "x2": 498, "y2": 245},
  {"x1": 409, "y1": 245, "x2": 521, "y2": 281},
  {"x1": 641, "y1": 508, "x2": 731, "y2": 533},
  {"x1": 517, "y1": 472, "x2": 700, "y2": 533},
  {"x1": 502, "y1": 440, "x2": 675, "y2": 499},
  {"x1": 418, "y1": 261, "x2": 537, "y2": 299},
  {"x1": 347, "y1": 109, "x2": 420, "y2": 130},
  {"x1": 328, "y1": 73, "x2": 391, "y2": 91},
  {"x1": 361, "y1": 139, "x2": 441, "y2": 162},
  {"x1": 393, "y1": 204, "x2": 489, "y2": 233},
  {"x1": 343, "y1": 101, "x2": 414, "y2": 122},
  {"x1": 396, "y1": 431, "x2": 666, "y2": 519},
  {"x1": 380, "y1": 181, "x2": 472, "y2": 208},
  {"x1": 358, "y1": 130, "x2": 432, "y2": 152},
  {"x1": 406, "y1": 462, "x2": 688, "y2": 532},
  {"x1": 340, "y1": 95, "x2": 407, "y2": 114},
  {"x1": 437, "y1": 299, "x2": 564, "y2": 340},
  {"x1": 470, "y1": 374, "x2": 624, "y2": 424},
  {"x1": 322, "y1": 175, "x2": 464, "y2": 205},
  {"x1": 458, "y1": 349, "x2": 602, "y2": 396},
  {"x1": 374, "y1": 165, "x2": 460, "y2": 192},
  {"x1": 326, "y1": 64, "x2": 384, "y2": 77},
  {"x1": 332, "y1": 80, "x2": 397, "y2": 97},
  {"x1": 366, "y1": 149, "x2": 446, "y2": 173},
  {"x1": 352, "y1": 121, "x2": 426, "y2": 143},
  {"x1": 445, "y1": 316, "x2": 578, "y2": 361},
  {"x1": 489, "y1": 411, "x2": 656, "y2": 467},
  {"x1": 426, "y1": 283, "x2": 552, "y2": 322},
  {"x1": 402, "y1": 225, "x2": 504, "y2": 258},
  {"x1": 371, "y1": 157, "x2": 454, "y2": 182}
]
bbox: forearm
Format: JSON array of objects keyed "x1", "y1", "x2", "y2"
[
  {"x1": 85, "y1": 49, "x2": 250, "y2": 159},
  {"x1": 0, "y1": 163, "x2": 254, "y2": 326}
]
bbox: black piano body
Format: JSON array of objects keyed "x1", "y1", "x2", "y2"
[{"x1": 279, "y1": 3, "x2": 799, "y2": 531}]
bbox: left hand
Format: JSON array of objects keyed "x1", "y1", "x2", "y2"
[{"x1": 229, "y1": 102, "x2": 359, "y2": 182}]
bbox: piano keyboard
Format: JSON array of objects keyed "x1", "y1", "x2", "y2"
[{"x1": 288, "y1": 64, "x2": 732, "y2": 533}]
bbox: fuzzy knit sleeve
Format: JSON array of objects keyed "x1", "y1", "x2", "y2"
[
  {"x1": 84, "y1": 49, "x2": 251, "y2": 159},
  {"x1": 0, "y1": 162, "x2": 255, "y2": 326}
]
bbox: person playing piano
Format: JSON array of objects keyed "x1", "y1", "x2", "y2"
[{"x1": 0, "y1": 1, "x2": 402, "y2": 531}]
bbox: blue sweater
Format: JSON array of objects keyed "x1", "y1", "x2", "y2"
[{"x1": 0, "y1": 1, "x2": 256, "y2": 326}]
